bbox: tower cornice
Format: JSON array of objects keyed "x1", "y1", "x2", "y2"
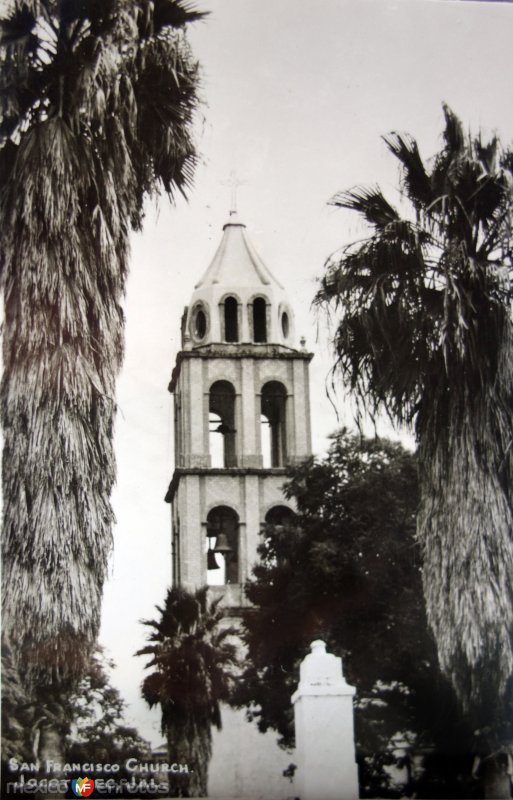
[
  {"x1": 165, "y1": 466, "x2": 290, "y2": 504},
  {"x1": 168, "y1": 345, "x2": 314, "y2": 393}
]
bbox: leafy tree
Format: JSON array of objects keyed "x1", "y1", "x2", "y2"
[
  {"x1": 315, "y1": 107, "x2": 513, "y2": 796},
  {"x1": 65, "y1": 649, "x2": 152, "y2": 768},
  {"x1": 0, "y1": 0, "x2": 202, "y2": 761},
  {"x1": 1, "y1": 648, "x2": 152, "y2": 799},
  {"x1": 137, "y1": 586, "x2": 238, "y2": 797},
  {"x1": 0, "y1": 636, "x2": 35, "y2": 764},
  {"x1": 64, "y1": 651, "x2": 155, "y2": 799},
  {"x1": 234, "y1": 431, "x2": 475, "y2": 798}
]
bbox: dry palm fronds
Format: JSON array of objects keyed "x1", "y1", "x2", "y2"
[
  {"x1": 419, "y1": 339, "x2": 513, "y2": 720},
  {"x1": 316, "y1": 106, "x2": 513, "y2": 727},
  {"x1": 0, "y1": 0, "x2": 202, "y2": 682}
]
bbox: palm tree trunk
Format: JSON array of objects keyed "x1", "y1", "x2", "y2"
[
  {"x1": 1, "y1": 0, "x2": 200, "y2": 766},
  {"x1": 166, "y1": 714, "x2": 212, "y2": 797},
  {"x1": 1, "y1": 117, "x2": 124, "y2": 683},
  {"x1": 418, "y1": 389, "x2": 513, "y2": 722},
  {"x1": 36, "y1": 721, "x2": 65, "y2": 800}
]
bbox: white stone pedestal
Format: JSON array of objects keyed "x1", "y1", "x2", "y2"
[{"x1": 292, "y1": 640, "x2": 359, "y2": 800}]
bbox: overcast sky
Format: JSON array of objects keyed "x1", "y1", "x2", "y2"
[{"x1": 98, "y1": 0, "x2": 513, "y2": 745}]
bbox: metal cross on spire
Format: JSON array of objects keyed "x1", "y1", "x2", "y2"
[{"x1": 221, "y1": 170, "x2": 247, "y2": 214}]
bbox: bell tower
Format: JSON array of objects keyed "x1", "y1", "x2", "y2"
[{"x1": 165, "y1": 211, "x2": 313, "y2": 609}]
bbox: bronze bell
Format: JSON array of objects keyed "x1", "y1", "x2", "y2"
[
  {"x1": 214, "y1": 532, "x2": 233, "y2": 556},
  {"x1": 207, "y1": 549, "x2": 220, "y2": 570}
]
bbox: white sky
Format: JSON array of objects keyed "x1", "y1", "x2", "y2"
[{"x1": 98, "y1": 0, "x2": 513, "y2": 745}]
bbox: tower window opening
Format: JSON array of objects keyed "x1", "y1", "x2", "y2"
[
  {"x1": 209, "y1": 381, "x2": 237, "y2": 467},
  {"x1": 260, "y1": 414, "x2": 272, "y2": 469},
  {"x1": 261, "y1": 381, "x2": 287, "y2": 467},
  {"x1": 253, "y1": 297, "x2": 267, "y2": 343},
  {"x1": 209, "y1": 412, "x2": 225, "y2": 468},
  {"x1": 281, "y1": 311, "x2": 290, "y2": 339},
  {"x1": 206, "y1": 529, "x2": 224, "y2": 585},
  {"x1": 262, "y1": 506, "x2": 297, "y2": 567},
  {"x1": 224, "y1": 296, "x2": 239, "y2": 342},
  {"x1": 195, "y1": 307, "x2": 207, "y2": 339},
  {"x1": 206, "y1": 506, "x2": 239, "y2": 586},
  {"x1": 265, "y1": 505, "x2": 296, "y2": 527}
]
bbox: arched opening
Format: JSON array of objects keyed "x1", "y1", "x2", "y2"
[
  {"x1": 206, "y1": 506, "x2": 239, "y2": 585},
  {"x1": 208, "y1": 412, "x2": 225, "y2": 468},
  {"x1": 262, "y1": 506, "x2": 296, "y2": 567},
  {"x1": 261, "y1": 381, "x2": 287, "y2": 467},
  {"x1": 195, "y1": 307, "x2": 207, "y2": 339},
  {"x1": 252, "y1": 297, "x2": 267, "y2": 343},
  {"x1": 209, "y1": 381, "x2": 236, "y2": 467},
  {"x1": 224, "y1": 296, "x2": 239, "y2": 342},
  {"x1": 260, "y1": 413, "x2": 272, "y2": 468},
  {"x1": 189, "y1": 302, "x2": 209, "y2": 342},
  {"x1": 265, "y1": 505, "x2": 296, "y2": 527},
  {"x1": 281, "y1": 310, "x2": 289, "y2": 339}
]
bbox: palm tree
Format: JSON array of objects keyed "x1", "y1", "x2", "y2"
[
  {"x1": 0, "y1": 0, "x2": 202, "y2": 759},
  {"x1": 137, "y1": 586, "x2": 238, "y2": 797},
  {"x1": 316, "y1": 106, "x2": 513, "y2": 794}
]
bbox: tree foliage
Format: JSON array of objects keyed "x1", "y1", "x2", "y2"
[
  {"x1": 137, "y1": 586, "x2": 238, "y2": 797},
  {"x1": 65, "y1": 649, "x2": 151, "y2": 768},
  {"x1": 315, "y1": 107, "x2": 513, "y2": 738},
  {"x1": 233, "y1": 431, "x2": 475, "y2": 797},
  {"x1": 0, "y1": 0, "x2": 202, "y2": 687},
  {"x1": 1, "y1": 648, "x2": 152, "y2": 798}
]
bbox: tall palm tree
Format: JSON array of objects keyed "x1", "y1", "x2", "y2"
[
  {"x1": 316, "y1": 107, "x2": 513, "y2": 790},
  {"x1": 137, "y1": 586, "x2": 238, "y2": 797},
  {"x1": 0, "y1": 0, "x2": 202, "y2": 755}
]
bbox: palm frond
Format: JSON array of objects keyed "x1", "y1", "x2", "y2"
[
  {"x1": 383, "y1": 132, "x2": 433, "y2": 207},
  {"x1": 441, "y1": 102, "x2": 465, "y2": 154},
  {"x1": 136, "y1": 585, "x2": 237, "y2": 794},
  {"x1": 137, "y1": 585, "x2": 238, "y2": 720},
  {"x1": 330, "y1": 186, "x2": 399, "y2": 229},
  {"x1": 0, "y1": 4, "x2": 37, "y2": 47},
  {"x1": 151, "y1": 0, "x2": 208, "y2": 32}
]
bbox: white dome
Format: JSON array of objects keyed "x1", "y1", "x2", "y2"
[{"x1": 186, "y1": 212, "x2": 295, "y2": 348}]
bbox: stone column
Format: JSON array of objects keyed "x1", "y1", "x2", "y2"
[{"x1": 292, "y1": 640, "x2": 359, "y2": 800}]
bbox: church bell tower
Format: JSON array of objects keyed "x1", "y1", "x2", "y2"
[{"x1": 165, "y1": 211, "x2": 313, "y2": 609}]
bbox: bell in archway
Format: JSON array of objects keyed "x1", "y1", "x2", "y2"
[
  {"x1": 207, "y1": 549, "x2": 220, "y2": 570},
  {"x1": 214, "y1": 532, "x2": 233, "y2": 557}
]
